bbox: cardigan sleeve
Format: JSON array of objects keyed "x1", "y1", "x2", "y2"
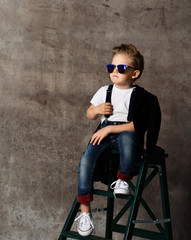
[{"x1": 146, "y1": 95, "x2": 161, "y2": 151}]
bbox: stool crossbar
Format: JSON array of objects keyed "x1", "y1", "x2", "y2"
[{"x1": 58, "y1": 147, "x2": 173, "y2": 240}]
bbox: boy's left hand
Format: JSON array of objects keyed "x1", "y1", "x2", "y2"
[{"x1": 90, "y1": 126, "x2": 111, "y2": 145}]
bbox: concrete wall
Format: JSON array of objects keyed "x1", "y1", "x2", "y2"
[{"x1": 0, "y1": 0, "x2": 190, "y2": 239}]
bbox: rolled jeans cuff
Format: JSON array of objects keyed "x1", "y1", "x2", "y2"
[
  {"x1": 117, "y1": 170, "x2": 133, "y2": 181},
  {"x1": 78, "y1": 193, "x2": 93, "y2": 204}
]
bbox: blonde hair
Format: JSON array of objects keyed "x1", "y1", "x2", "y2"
[{"x1": 112, "y1": 43, "x2": 144, "y2": 79}]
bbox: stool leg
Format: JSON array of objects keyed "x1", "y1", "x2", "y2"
[
  {"x1": 159, "y1": 160, "x2": 173, "y2": 240},
  {"x1": 105, "y1": 190, "x2": 114, "y2": 239},
  {"x1": 58, "y1": 197, "x2": 80, "y2": 240},
  {"x1": 123, "y1": 158, "x2": 148, "y2": 240},
  {"x1": 105, "y1": 156, "x2": 116, "y2": 239}
]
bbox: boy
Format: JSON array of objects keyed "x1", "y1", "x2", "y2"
[{"x1": 75, "y1": 43, "x2": 161, "y2": 236}]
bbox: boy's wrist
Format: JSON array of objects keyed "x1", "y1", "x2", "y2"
[
  {"x1": 94, "y1": 106, "x2": 101, "y2": 116},
  {"x1": 94, "y1": 106, "x2": 99, "y2": 115},
  {"x1": 107, "y1": 125, "x2": 113, "y2": 134}
]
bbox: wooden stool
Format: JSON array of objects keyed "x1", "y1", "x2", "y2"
[{"x1": 58, "y1": 147, "x2": 173, "y2": 240}]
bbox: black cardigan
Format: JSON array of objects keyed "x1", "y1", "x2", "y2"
[{"x1": 127, "y1": 85, "x2": 161, "y2": 151}]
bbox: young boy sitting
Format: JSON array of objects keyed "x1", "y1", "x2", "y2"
[{"x1": 75, "y1": 43, "x2": 161, "y2": 236}]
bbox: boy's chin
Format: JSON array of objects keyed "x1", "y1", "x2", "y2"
[{"x1": 110, "y1": 78, "x2": 119, "y2": 84}]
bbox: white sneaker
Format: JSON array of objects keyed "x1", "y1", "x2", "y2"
[
  {"x1": 110, "y1": 179, "x2": 131, "y2": 196},
  {"x1": 75, "y1": 212, "x2": 94, "y2": 236}
]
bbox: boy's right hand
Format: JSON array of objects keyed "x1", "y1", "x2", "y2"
[
  {"x1": 87, "y1": 103, "x2": 113, "y2": 120},
  {"x1": 94, "y1": 103, "x2": 113, "y2": 116}
]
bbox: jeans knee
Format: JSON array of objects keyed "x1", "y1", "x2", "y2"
[{"x1": 120, "y1": 131, "x2": 136, "y2": 146}]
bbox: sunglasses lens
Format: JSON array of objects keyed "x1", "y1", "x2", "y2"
[
  {"x1": 106, "y1": 64, "x2": 115, "y2": 73},
  {"x1": 106, "y1": 64, "x2": 128, "y2": 73},
  {"x1": 118, "y1": 65, "x2": 126, "y2": 74}
]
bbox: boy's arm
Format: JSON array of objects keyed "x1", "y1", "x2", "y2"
[
  {"x1": 90, "y1": 122, "x2": 135, "y2": 145},
  {"x1": 87, "y1": 103, "x2": 113, "y2": 120}
]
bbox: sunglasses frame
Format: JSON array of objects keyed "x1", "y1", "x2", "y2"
[{"x1": 106, "y1": 64, "x2": 137, "y2": 74}]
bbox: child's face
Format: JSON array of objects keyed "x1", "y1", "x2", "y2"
[{"x1": 109, "y1": 53, "x2": 139, "y2": 89}]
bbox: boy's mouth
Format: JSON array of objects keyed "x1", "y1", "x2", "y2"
[{"x1": 112, "y1": 75, "x2": 119, "y2": 78}]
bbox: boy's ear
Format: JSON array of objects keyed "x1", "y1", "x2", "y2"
[{"x1": 132, "y1": 70, "x2": 140, "y2": 79}]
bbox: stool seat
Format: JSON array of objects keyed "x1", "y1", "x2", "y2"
[{"x1": 58, "y1": 147, "x2": 173, "y2": 240}]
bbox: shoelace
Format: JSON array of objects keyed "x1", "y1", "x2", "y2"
[
  {"x1": 110, "y1": 179, "x2": 126, "y2": 189},
  {"x1": 110, "y1": 179, "x2": 129, "y2": 198},
  {"x1": 75, "y1": 212, "x2": 94, "y2": 229}
]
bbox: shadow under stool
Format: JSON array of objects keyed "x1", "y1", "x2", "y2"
[{"x1": 58, "y1": 147, "x2": 173, "y2": 240}]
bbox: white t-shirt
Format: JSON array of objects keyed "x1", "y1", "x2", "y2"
[{"x1": 90, "y1": 84, "x2": 135, "y2": 123}]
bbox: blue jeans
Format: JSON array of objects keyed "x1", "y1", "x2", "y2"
[{"x1": 78, "y1": 121, "x2": 141, "y2": 204}]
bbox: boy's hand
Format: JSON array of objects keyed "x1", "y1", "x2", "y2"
[
  {"x1": 87, "y1": 103, "x2": 113, "y2": 120},
  {"x1": 94, "y1": 103, "x2": 113, "y2": 116},
  {"x1": 90, "y1": 126, "x2": 111, "y2": 145}
]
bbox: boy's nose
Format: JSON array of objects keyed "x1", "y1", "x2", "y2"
[{"x1": 113, "y1": 66, "x2": 118, "y2": 73}]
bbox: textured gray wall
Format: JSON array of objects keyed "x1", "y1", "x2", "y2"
[{"x1": 0, "y1": 0, "x2": 190, "y2": 239}]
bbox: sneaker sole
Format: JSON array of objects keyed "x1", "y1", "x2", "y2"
[
  {"x1": 78, "y1": 227, "x2": 94, "y2": 237},
  {"x1": 114, "y1": 189, "x2": 131, "y2": 195}
]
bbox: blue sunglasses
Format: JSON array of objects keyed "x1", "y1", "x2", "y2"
[{"x1": 106, "y1": 64, "x2": 137, "y2": 74}]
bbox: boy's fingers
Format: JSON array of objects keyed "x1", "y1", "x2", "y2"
[
  {"x1": 91, "y1": 134, "x2": 102, "y2": 145},
  {"x1": 98, "y1": 137, "x2": 103, "y2": 145},
  {"x1": 90, "y1": 134, "x2": 95, "y2": 143},
  {"x1": 105, "y1": 108, "x2": 113, "y2": 112},
  {"x1": 91, "y1": 134, "x2": 98, "y2": 145},
  {"x1": 105, "y1": 103, "x2": 113, "y2": 108}
]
